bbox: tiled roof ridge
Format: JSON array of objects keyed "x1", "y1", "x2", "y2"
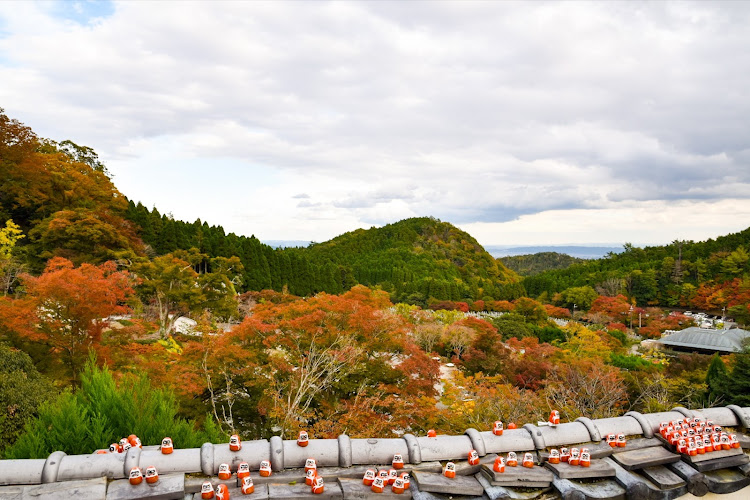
[{"x1": 1, "y1": 405, "x2": 748, "y2": 488}]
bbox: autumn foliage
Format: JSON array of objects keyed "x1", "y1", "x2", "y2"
[{"x1": 0, "y1": 257, "x2": 134, "y2": 379}]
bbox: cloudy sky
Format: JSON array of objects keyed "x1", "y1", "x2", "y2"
[{"x1": 1, "y1": 1, "x2": 749, "y2": 247}]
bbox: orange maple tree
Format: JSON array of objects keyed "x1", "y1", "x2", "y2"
[{"x1": 0, "y1": 257, "x2": 134, "y2": 379}]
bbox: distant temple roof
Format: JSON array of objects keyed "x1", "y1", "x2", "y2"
[{"x1": 658, "y1": 327, "x2": 750, "y2": 353}]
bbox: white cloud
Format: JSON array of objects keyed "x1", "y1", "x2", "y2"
[{"x1": 1, "y1": 1, "x2": 749, "y2": 245}]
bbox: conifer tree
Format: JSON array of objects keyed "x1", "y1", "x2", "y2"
[
  {"x1": 705, "y1": 353, "x2": 729, "y2": 403},
  {"x1": 729, "y1": 340, "x2": 750, "y2": 406}
]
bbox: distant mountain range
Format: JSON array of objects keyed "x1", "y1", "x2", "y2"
[
  {"x1": 487, "y1": 245, "x2": 624, "y2": 259},
  {"x1": 262, "y1": 240, "x2": 312, "y2": 249}
]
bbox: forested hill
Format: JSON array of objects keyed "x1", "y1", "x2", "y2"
[
  {"x1": 124, "y1": 204, "x2": 520, "y2": 303},
  {"x1": 302, "y1": 217, "x2": 519, "y2": 303},
  {"x1": 500, "y1": 252, "x2": 583, "y2": 276},
  {"x1": 1, "y1": 108, "x2": 519, "y2": 303},
  {"x1": 524, "y1": 230, "x2": 750, "y2": 318}
]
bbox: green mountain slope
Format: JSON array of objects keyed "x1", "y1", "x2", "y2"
[
  {"x1": 301, "y1": 217, "x2": 519, "y2": 303},
  {"x1": 500, "y1": 252, "x2": 583, "y2": 276},
  {"x1": 524, "y1": 230, "x2": 750, "y2": 308}
]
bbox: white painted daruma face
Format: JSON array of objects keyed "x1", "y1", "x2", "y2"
[
  {"x1": 230, "y1": 435, "x2": 240, "y2": 445},
  {"x1": 243, "y1": 476, "x2": 253, "y2": 486},
  {"x1": 445, "y1": 462, "x2": 455, "y2": 471},
  {"x1": 306, "y1": 458, "x2": 316, "y2": 468},
  {"x1": 239, "y1": 463, "x2": 249, "y2": 473},
  {"x1": 129, "y1": 468, "x2": 142, "y2": 479},
  {"x1": 507, "y1": 452, "x2": 517, "y2": 461},
  {"x1": 146, "y1": 467, "x2": 157, "y2": 476},
  {"x1": 260, "y1": 460, "x2": 271, "y2": 470},
  {"x1": 201, "y1": 482, "x2": 213, "y2": 493},
  {"x1": 162, "y1": 438, "x2": 172, "y2": 447},
  {"x1": 109, "y1": 444, "x2": 117, "y2": 452},
  {"x1": 314, "y1": 476, "x2": 324, "y2": 487},
  {"x1": 394, "y1": 478, "x2": 405, "y2": 488},
  {"x1": 364, "y1": 470, "x2": 375, "y2": 480},
  {"x1": 550, "y1": 449, "x2": 560, "y2": 458},
  {"x1": 393, "y1": 454, "x2": 403, "y2": 462}
]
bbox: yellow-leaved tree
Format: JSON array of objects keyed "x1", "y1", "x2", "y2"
[{"x1": 0, "y1": 219, "x2": 24, "y2": 296}]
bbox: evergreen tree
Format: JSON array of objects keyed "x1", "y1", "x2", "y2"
[
  {"x1": 729, "y1": 341, "x2": 750, "y2": 406},
  {"x1": 705, "y1": 353, "x2": 729, "y2": 403},
  {"x1": 4, "y1": 358, "x2": 225, "y2": 458}
]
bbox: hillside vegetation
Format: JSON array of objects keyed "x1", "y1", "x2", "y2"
[
  {"x1": 501, "y1": 251, "x2": 583, "y2": 276},
  {"x1": 5, "y1": 108, "x2": 750, "y2": 460},
  {"x1": 524, "y1": 235, "x2": 750, "y2": 323}
]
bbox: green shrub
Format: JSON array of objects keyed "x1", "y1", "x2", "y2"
[
  {"x1": 4, "y1": 357, "x2": 225, "y2": 458},
  {"x1": 0, "y1": 344, "x2": 56, "y2": 454}
]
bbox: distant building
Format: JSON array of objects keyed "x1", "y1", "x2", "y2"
[{"x1": 657, "y1": 327, "x2": 750, "y2": 354}]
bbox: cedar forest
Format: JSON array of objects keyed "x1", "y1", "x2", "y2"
[{"x1": 2, "y1": 108, "x2": 750, "y2": 459}]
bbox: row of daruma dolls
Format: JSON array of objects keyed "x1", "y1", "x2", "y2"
[
  {"x1": 488, "y1": 410, "x2": 560, "y2": 437},
  {"x1": 362, "y1": 463, "x2": 411, "y2": 494},
  {"x1": 197, "y1": 457, "x2": 327, "y2": 498},
  {"x1": 659, "y1": 418, "x2": 741, "y2": 455}
]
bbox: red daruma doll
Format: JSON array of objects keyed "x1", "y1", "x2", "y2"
[
  {"x1": 569, "y1": 448, "x2": 580, "y2": 466},
  {"x1": 549, "y1": 410, "x2": 560, "y2": 426},
  {"x1": 305, "y1": 458, "x2": 317, "y2": 474},
  {"x1": 229, "y1": 434, "x2": 242, "y2": 452},
  {"x1": 215, "y1": 484, "x2": 229, "y2": 500},
  {"x1": 399, "y1": 472, "x2": 410, "y2": 489},
  {"x1": 443, "y1": 462, "x2": 456, "y2": 478},
  {"x1": 362, "y1": 469, "x2": 376, "y2": 486},
  {"x1": 493, "y1": 456, "x2": 505, "y2": 473},
  {"x1": 548, "y1": 449, "x2": 560, "y2": 464},
  {"x1": 371, "y1": 477, "x2": 386, "y2": 493},
  {"x1": 312, "y1": 475, "x2": 325, "y2": 494},
  {"x1": 237, "y1": 462, "x2": 250, "y2": 480},
  {"x1": 129, "y1": 467, "x2": 143, "y2": 485},
  {"x1": 522, "y1": 453, "x2": 534, "y2": 468},
  {"x1": 387, "y1": 469, "x2": 398, "y2": 485},
  {"x1": 305, "y1": 469, "x2": 317, "y2": 486},
  {"x1": 606, "y1": 434, "x2": 617, "y2": 448},
  {"x1": 493, "y1": 421, "x2": 504, "y2": 436},
  {"x1": 201, "y1": 481, "x2": 215, "y2": 499},
  {"x1": 218, "y1": 463, "x2": 232, "y2": 480},
  {"x1": 393, "y1": 453, "x2": 405, "y2": 469},
  {"x1": 580, "y1": 449, "x2": 591, "y2": 467},
  {"x1": 560, "y1": 447, "x2": 570, "y2": 463},
  {"x1": 241, "y1": 476, "x2": 254, "y2": 495},
  {"x1": 298, "y1": 430, "x2": 309, "y2": 447},
  {"x1": 506, "y1": 452, "x2": 518, "y2": 467},
  {"x1": 259, "y1": 460, "x2": 272, "y2": 477},
  {"x1": 161, "y1": 437, "x2": 174, "y2": 454},
  {"x1": 145, "y1": 466, "x2": 159, "y2": 484},
  {"x1": 468, "y1": 449, "x2": 480, "y2": 465},
  {"x1": 392, "y1": 477, "x2": 406, "y2": 494}
]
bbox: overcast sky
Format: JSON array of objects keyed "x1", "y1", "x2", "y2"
[{"x1": 2, "y1": 1, "x2": 749, "y2": 247}]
